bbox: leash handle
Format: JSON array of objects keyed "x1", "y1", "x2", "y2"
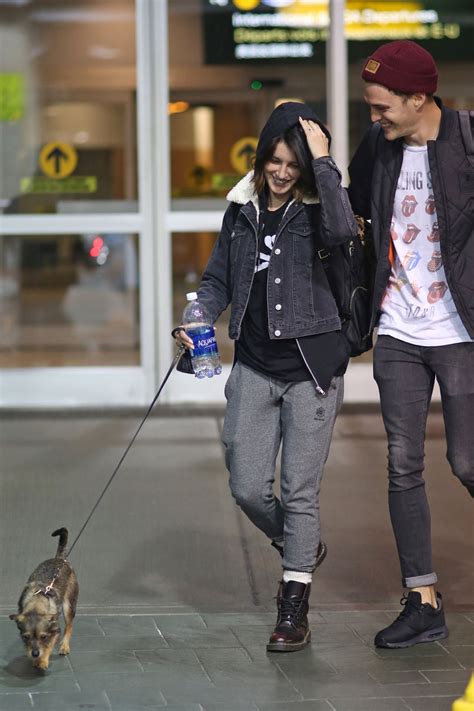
[{"x1": 67, "y1": 346, "x2": 185, "y2": 557}]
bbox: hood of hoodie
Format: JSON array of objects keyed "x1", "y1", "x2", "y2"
[
  {"x1": 226, "y1": 102, "x2": 326, "y2": 213},
  {"x1": 255, "y1": 101, "x2": 331, "y2": 160}
]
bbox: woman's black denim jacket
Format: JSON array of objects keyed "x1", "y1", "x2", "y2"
[{"x1": 197, "y1": 157, "x2": 358, "y2": 346}]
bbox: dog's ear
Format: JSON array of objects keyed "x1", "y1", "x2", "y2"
[{"x1": 9, "y1": 613, "x2": 24, "y2": 623}]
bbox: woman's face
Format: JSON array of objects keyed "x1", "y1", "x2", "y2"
[{"x1": 263, "y1": 140, "x2": 301, "y2": 209}]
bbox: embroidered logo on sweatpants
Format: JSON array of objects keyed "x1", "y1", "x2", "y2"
[{"x1": 314, "y1": 407, "x2": 325, "y2": 421}]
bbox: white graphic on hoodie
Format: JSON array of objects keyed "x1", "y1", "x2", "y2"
[{"x1": 255, "y1": 233, "x2": 276, "y2": 272}]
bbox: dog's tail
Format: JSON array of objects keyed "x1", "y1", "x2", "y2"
[{"x1": 52, "y1": 528, "x2": 69, "y2": 558}]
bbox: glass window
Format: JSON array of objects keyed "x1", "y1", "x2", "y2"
[
  {"x1": 0, "y1": 0, "x2": 137, "y2": 215},
  {"x1": 0, "y1": 232, "x2": 139, "y2": 367},
  {"x1": 170, "y1": 103, "x2": 258, "y2": 203},
  {"x1": 172, "y1": 232, "x2": 232, "y2": 364}
]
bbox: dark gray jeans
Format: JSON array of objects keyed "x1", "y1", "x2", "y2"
[
  {"x1": 221, "y1": 362, "x2": 343, "y2": 573},
  {"x1": 374, "y1": 335, "x2": 474, "y2": 588}
]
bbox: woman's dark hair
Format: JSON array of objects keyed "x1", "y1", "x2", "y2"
[{"x1": 252, "y1": 123, "x2": 317, "y2": 202}]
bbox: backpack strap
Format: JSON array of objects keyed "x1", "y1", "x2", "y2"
[{"x1": 459, "y1": 110, "x2": 474, "y2": 158}]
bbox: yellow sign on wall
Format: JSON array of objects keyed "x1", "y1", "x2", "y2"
[
  {"x1": 233, "y1": 0, "x2": 259, "y2": 9},
  {"x1": 230, "y1": 136, "x2": 258, "y2": 175},
  {"x1": 21, "y1": 176, "x2": 97, "y2": 194},
  {"x1": 39, "y1": 142, "x2": 78, "y2": 179}
]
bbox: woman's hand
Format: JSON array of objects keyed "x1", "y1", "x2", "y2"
[
  {"x1": 299, "y1": 117, "x2": 330, "y2": 160},
  {"x1": 172, "y1": 327, "x2": 194, "y2": 350}
]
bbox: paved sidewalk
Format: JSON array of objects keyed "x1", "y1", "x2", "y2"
[
  {"x1": 0, "y1": 410, "x2": 472, "y2": 710},
  {"x1": 1, "y1": 608, "x2": 473, "y2": 711}
]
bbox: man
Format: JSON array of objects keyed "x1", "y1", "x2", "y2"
[{"x1": 349, "y1": 40, "x2": 474, "y2": 649}]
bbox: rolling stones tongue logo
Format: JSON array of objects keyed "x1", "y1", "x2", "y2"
[
  {"x1": 402, "y1": 195, "x2": 418, "y2": 217},
  {"x1": 428, "y1": 222, "x2": 440, "y2": 242},
  {"x1": 425, "y1": 195, "x2": 436, "y2": 215},
  {"x1": 390, "y1": 222, "x2": 398, "y2": 241},
  {"x1": 427, "y1": 281, "x2": 447, "y2": 304},
  {"x1": 402, "y1": 224, "x2": 420, "y2": 244},
  {"x1": 428, "y1": 250, "x2": 443, "y2": 272}
]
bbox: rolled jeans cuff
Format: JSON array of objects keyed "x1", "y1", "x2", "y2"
[{"x1": 403, "y1": 572, "x2": 438, "y2": 588}]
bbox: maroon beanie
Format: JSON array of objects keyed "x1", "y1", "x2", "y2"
[{"x1": 361, "y1": 40, "x2": 438, "y2": 95}]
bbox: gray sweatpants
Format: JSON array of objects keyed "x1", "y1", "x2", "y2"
[{"x1": 222, "y1": 362, "x2": 344, "y2": 573}]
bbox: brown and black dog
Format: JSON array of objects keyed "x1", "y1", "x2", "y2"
[{"x1": 10, "y1": 528, "x2": 79, "y2": 670}]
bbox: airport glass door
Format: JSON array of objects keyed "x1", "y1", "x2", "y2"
[{"x1": 0, "y1": 0, "x2": 156, "y2": 406}]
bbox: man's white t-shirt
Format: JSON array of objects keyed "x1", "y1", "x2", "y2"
[{"x1": 378, "y1": 143, "x2": 472, "y2": 346}]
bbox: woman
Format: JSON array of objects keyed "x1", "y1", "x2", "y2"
[{"x1": 174, "y1": 102, "x2": 358, "y2": 652}]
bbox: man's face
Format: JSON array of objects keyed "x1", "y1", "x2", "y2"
[{"x1": 364, "y1": 84, "x2": 420, "y2": 141}]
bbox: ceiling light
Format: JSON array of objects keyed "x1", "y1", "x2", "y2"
[{"x1": 169, "y1": 101, "x2": 190, "y2": 115}]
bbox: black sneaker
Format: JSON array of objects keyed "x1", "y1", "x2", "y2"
[
  {"x1": 375, "y1": 591, "x2": 449, "y2": 649},
  {"x1": 271, "y1": 540, "x2": 328, "y2": 571}
]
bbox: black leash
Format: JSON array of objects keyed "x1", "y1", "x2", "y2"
[{"x1": 67, "y1": 345, "x2": 185, "y2": 557}]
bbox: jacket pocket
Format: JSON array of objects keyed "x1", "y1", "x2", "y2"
[
  {"x1": 285, "y1": 224, "x2": 315, "y2": 320},
  {"x1": 287, "y1": 223, "x2": 315, "y2": 265}
]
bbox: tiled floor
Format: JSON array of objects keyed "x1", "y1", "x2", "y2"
[
  {"x1": 0, "y1": 410, "x2": 472, "y2": 710},
  {"x1": 0, "y1": 609, "x2": 472, "y2": 710}
]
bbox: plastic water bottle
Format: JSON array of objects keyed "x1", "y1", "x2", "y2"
[{"x1": 182, "y1": 292, "x2": 222, "y2": 379}]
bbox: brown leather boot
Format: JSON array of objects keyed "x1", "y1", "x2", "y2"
[{"x1": 267, "y1": 580, "x2": 311, "y2": 652}]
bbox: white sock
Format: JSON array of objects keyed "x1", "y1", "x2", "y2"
[{"x1": 283, "y1": 570, "x2": 312, "y2": 585}]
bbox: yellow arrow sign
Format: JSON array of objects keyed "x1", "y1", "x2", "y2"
[
  {"x1": 230, "y1": 136, "x2": 258, "y2": 175},
  {"x1": 39, "y1": 141, "x2": 78, "y2": 179},
  {"x1": 232, "y1": 0, "x2": 260, "y2": 9}
]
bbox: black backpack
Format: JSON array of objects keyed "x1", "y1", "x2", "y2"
[{"x1": 316, "y1": 217, "x2": 375, "y2": 358}]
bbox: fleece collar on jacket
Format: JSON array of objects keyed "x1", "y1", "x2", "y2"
[{"x1": 226, "y1": 170, "x2": 319, "y2": 218}]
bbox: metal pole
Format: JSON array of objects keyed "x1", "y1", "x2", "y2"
[
  {"x1": 326, "y1": 0, "x2": 349, "y2": 185},
  {"x1": 152, "y1": 0, "x2": 174, "y2": 401}
]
